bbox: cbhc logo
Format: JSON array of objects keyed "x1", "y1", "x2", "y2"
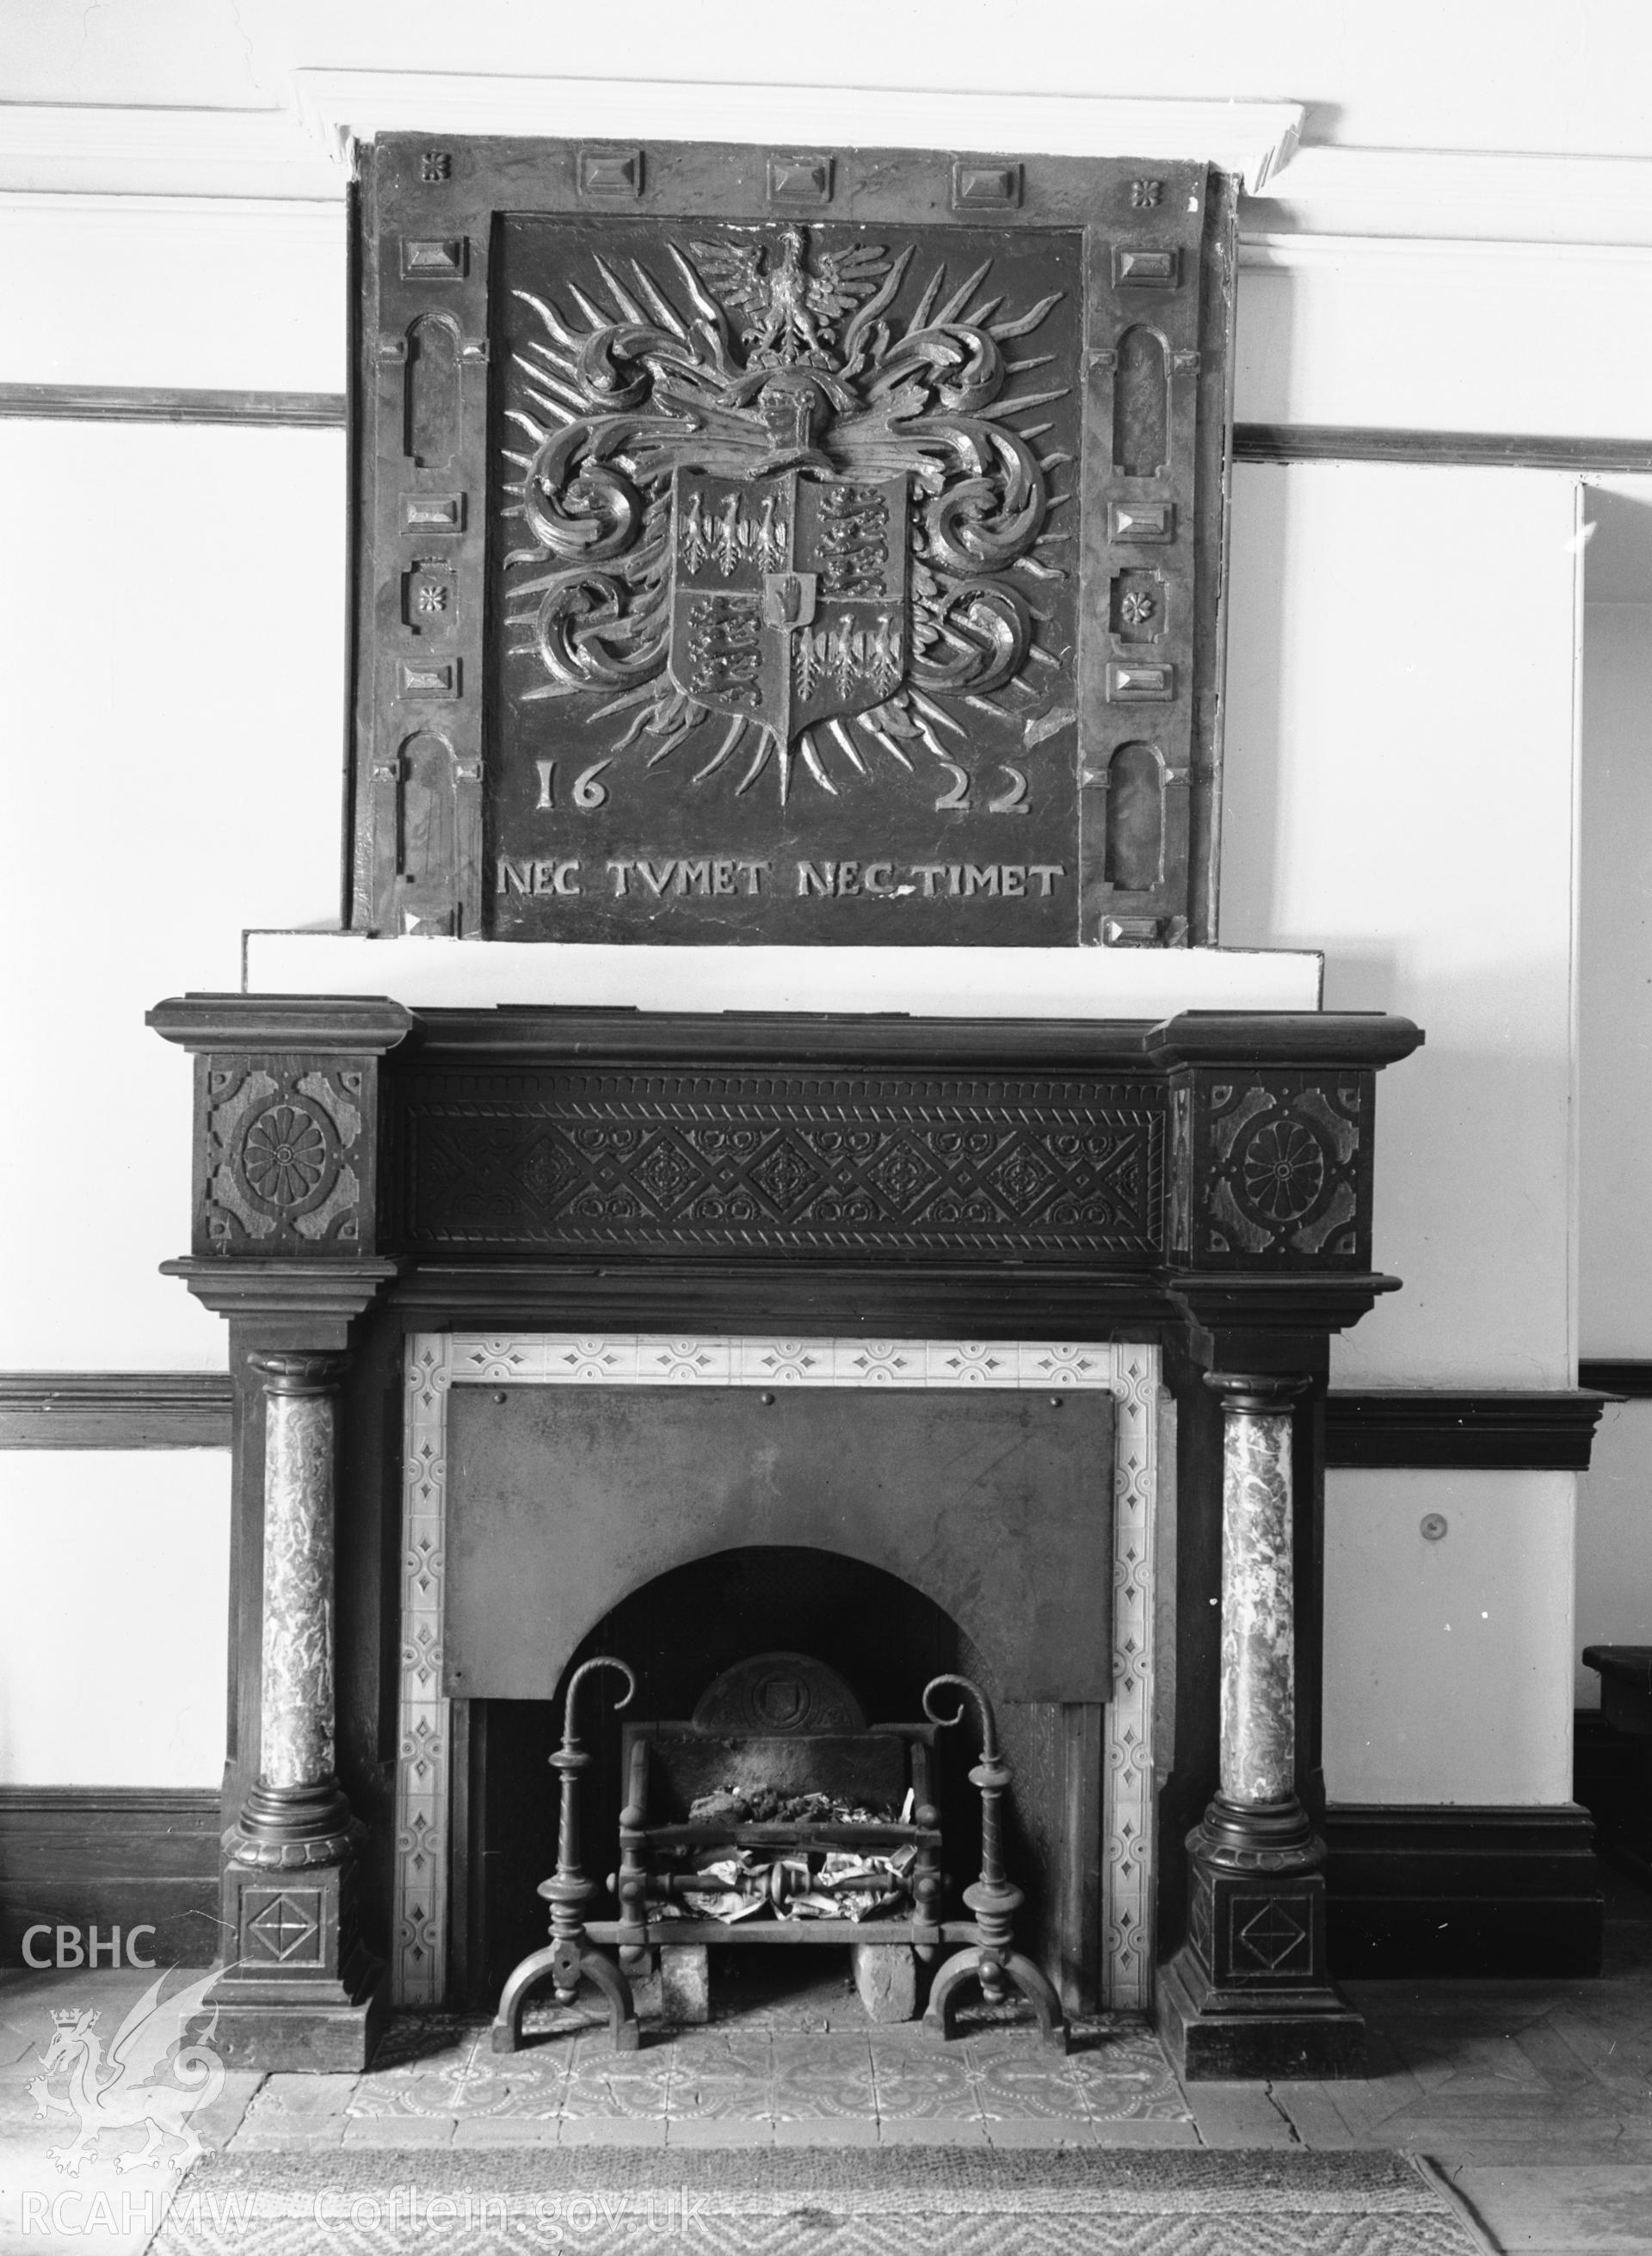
[{"x1": 22, "y1": 1925, "x2": 157, "y2": 1968}]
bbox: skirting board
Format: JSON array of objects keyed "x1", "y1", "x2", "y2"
[
  {"x1": 0, "y1": 1791, "x2": 1607, "y2": 1985},
  {"x1": 1322, "y1": 1803, "x2": 1603, "y2": 1977},
  {"x1": 0, "y1": 1788, "x2": 223, "y2": 1968}
]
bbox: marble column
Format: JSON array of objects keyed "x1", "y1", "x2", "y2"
[
  {"x1": 1158, "y1": 1371, "x2": 1363, "y2": 2080},
  {"x1": 226, "y1": 1353, "x2": 354, "y2": 1865},
  {"x1": 1207, "y1": 1374, "x2": 1314, "y2": 1857},
  {"x1": 207, "y1": 1349, "x2": 385, "y2": 2071}
]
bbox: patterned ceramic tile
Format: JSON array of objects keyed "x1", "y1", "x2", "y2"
[
  {"x1": 348, "y1": 2048, "x2": 529, "y2": 2120},
  {"x1": 768, "y1": 2036, "x2": 878, "y2": 2121},
  {"x1": 1065, "y1": 2024, "x2": 1191, "y2": 2123},
  {"x1": 558, "y1": 2049, "x2": 675, "y2": 2120},
  {"x1": 663, "y1": 2035, "x2": 775, "y2": 2122},
  {"x1": 965, "y1": 2052, "x2": 1093, "y2": 2123},
  {"x1": 869, "y1": 2046, "x2": 980, "y2": 2122}
]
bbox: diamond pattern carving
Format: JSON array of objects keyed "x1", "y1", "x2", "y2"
[
  {"x1": 245, "y1": 1889, "x2": 322, "y2": 1964},
  {"x1": 403, "y1": 1070, "x2": 1165, "y2": 1259},
  {"x1": 1235, "y1": 1896, "x2": 1311, "y2": 1973}
]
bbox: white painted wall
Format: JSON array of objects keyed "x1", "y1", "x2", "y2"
[
  {"x1": 1221, "y1": 460, "x2": 1582, "y2": 1391},
  {"x1": 0, "y1": 419, "x2": 344, "y2": 1371},
  {"x1": 1323, "y1": 1470, "x2": 1575, "y2": 1806},
  {"x1": 1218, "y1": 462, "x2": 1584, "y2": 1800},
  {"x1": 1575, "y1": 1402, "x2": 1652, "y2": 1707},
  {"x1": 1573, "y1": 483, "x2": 1652, "y2": 1704},
  {"x1": 1234, "y1": 242, "x2": 1652, "y2": 439},
  {"x1": 0, "y1": 200, "x2": 344, "y2": 391},
  {"x1": 1577, "y1": 568, "x2": 1652, "y2": 1353},
  {"x1": 0, "y1": 1452, "x2": 230, "y2": 1784}
]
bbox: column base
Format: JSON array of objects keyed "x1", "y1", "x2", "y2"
[
  {"x1": 1157, "y1": 1942, "x2": 1365, "y2": 2080},
  {"x1": 206, "y1": 1950, "x2": 387, "y2": 2074},
  {"x1": 206, "y1": 1852, "x2": 388, "y2": 2072},
  {"x1": 1158, "y1": 1820, "x2": 1365, "y2": 2080}
]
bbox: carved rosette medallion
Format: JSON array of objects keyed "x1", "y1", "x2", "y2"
[
  {"x1": 199, "y1": 1058, "x2": 368, "y2": 1254},
  {"x1": 1172, "y1": 1071, "x2": 1372, "y2": 1268}
]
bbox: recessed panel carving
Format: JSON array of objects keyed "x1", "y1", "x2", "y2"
[
  {"x1": 1112, "y1": 326, "x2": 1168, "y2": 478},
  {"x1": 1105, "y1": 743, "x2": 1163, "y2": 890},
  {"x1": 404, "y1": 316, "x2": 459, "y2": 467}
]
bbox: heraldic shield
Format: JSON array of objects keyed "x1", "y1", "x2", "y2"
[{"x1": 668, "y1": 469, "x2": 908, "y2": 753}]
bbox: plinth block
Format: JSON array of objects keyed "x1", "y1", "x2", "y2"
[
  {"x1": 206, "y1": 1855, "x2": 387, "y2": 2071},
  {"x1": 1157, "y1": 1945, "x2": 1365, "y2": 2081}
]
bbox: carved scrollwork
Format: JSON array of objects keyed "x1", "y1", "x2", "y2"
[{"x1": 500, "y1": 224, "x2": 1074, "y2": 804}]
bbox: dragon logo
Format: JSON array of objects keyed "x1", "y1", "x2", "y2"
[
  {"x1": 502, "y1": 221, "x2": 1071, "y2": 804},
  {"x1": 28, "y1": 1972, "x2": 224, "y2": 2178}
]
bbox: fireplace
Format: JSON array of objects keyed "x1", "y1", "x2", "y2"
[
  {"x1": 398, "y1": 1332, "x2": 1159, "y2": 2019},
  {"x1": 148, "y1": 996, "x2": 1422, "y2": 2080}
]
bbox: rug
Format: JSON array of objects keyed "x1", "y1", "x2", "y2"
[{"x1": 149, "y1": 2146, "x2": 1498, "y2": 2253}]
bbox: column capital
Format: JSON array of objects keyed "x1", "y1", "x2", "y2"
[
  {"x1": 1204, "y1": 1371, "x2": 1314, "y2": 1413},
  {"x1": 249, "y1": 1350, "x2": 351, "y2": 1396},
  {"x1": 162, "y1": 1257, "x2": 399, "y2": 1348}
]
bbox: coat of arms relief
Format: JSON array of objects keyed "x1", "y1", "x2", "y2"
[{"x1": 500, "y1": 221, "x2": 1075, "y2": 806}]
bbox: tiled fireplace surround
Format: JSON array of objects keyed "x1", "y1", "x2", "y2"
[
  {"x1": 148, "y1": 995, "x2": 1422, "y2": 2083},
  {"x1": 393, "y1": 1330, "x2": 1167, "y2": 2014}
]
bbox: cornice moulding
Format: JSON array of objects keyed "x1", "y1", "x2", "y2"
[
  {"x1": 0, "y1": 191, "x2": 344, "y2": 245},
  {"x1": 287, "y1": 71, "x2": 1305, "y2": 193},
  {"x1": 1244, "y1": 145, "x2": 1652, "y2": 249},
  {"x1": 1239, "y1": 231, "x2": 1652, "y2": 281},
  {"x1": 4, "y1": 100, "x2": 1650, "y2": 260},
  {"x1": 0, "y1": 102, "x2": 340, "y2": 200}
]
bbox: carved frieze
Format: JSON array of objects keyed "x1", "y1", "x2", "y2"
[
  {"x1": 399, "y1": 1070, "x2": 1166, "y2": 1261},
  {"x1": 151, "y1": 1002, "x2": 1415, "y2": 1287}
]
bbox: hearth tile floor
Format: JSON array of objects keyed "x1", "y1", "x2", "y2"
[{"x1": 3, "y1": 1867, "x2": 1651, "y2": 2251}]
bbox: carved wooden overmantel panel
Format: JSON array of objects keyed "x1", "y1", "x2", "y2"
[{"x1": 348, "y1": 138, "x2": 1239, "y2": 947}]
